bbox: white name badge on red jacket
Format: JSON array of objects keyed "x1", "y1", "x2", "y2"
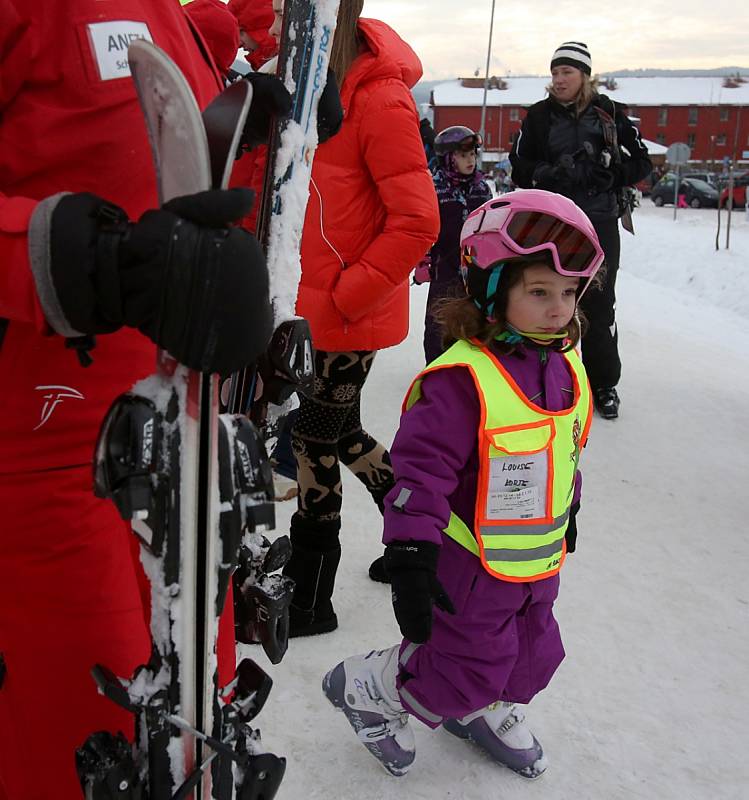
[{"x1": 87, "y1": 21, "x2": 153, "y2": 81}]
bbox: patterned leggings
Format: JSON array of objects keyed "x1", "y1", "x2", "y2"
[{"x1": 291, "y1": 350, "x2": 394, "y2": 523}]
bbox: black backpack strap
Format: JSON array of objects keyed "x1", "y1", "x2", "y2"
[
  {"x1": 594, "y1": 95, "x2": 634, "y2": 230},
  {"x1": 593, "y1": 95, "x2": 621, "y2": 164},
  {"x1": 597, "y1": 93, "x2": 617, "y2": 117}
]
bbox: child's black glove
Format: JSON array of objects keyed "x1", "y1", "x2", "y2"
[
  {"x1": 565, "y1": 501, "x2": 581, "y2": 553},
  {"x1": 384, "y1": 540, "x2": 455, "y2": 643}
]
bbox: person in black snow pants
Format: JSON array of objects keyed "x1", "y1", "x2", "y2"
[
  {"x1": 510, "y1": 41, "x2": 651, "y2": 419},
  {"x1": 421, "y1": 126, "x2": 492, "y2": 364}
]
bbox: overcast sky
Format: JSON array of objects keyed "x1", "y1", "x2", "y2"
[{"x1": 362, "y1": 0, "x2": 749, "y2": 80}]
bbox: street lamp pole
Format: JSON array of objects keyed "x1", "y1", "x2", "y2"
[{"x1": 478, "y1": 0, "x2": 496, "y2": 170}]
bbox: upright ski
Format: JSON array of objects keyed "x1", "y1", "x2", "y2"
[
  {"x1": 225, "y1": 0, "x2": 341, "y2": 445},
  {"x1": 76, "y1": 41, "x2": 287, "y2": 800}
]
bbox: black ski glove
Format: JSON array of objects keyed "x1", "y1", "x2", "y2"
[
  {"x1": 531, "y1": 162, "x2": 556, "y2": 187},
  {"x1": 240, "y1": 73, "x2": 293, "y2": 150},
  {"x1": 532, "y1": 155, "x2": 576, "y2": 187},
  {"x1": 240, "y1": 68, "x2": 342, "y2": 150},
  {"x1": 35, "y1": 188, "x2": 273, "y2": 374},
  {"x1": 384, "y1": 540, "x2": 455, "y2": 643},
  {"x1": 565, "y1": 501, "x2": 581, "y2": 553},
  {"x1": 316, "y1": 68, "x2": 343, "y2": 144}
]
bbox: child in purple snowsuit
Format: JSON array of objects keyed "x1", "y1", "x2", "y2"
[{"x1": 323, "y1": 189, "x2": 604, "y2": 781}]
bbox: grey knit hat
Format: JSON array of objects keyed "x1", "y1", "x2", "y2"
[{"x1": 550, "y1": 42, "x2": 592, "y2": 75}]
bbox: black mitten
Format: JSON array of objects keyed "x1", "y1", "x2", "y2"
[
  {"x1": 565, "y1": 501, "x2": 581, "y2": 553},
  {"x1": 316, "y1": 68, "x2": 343, "y2": 144},
  {"x1": 240, "y1": 73, "x2": 293, "y2": 150},
  {"x1": 532, "y1": 156, "x2": 575, "y2": 188},
  {"x1": 384, "y1": 540, "x2": 455, "y2": 643},
  {"x1": 38, "y1": 188, "x2": 273, "y2": 374},
  {"x1": 531, "y1": 162, "x2": 556, "y2": 187}
]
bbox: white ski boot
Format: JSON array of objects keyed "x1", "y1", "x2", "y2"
[
  {"x1": 443, "y1": 701, "x2": 547, "y2": 779},
  {"x1": 322, "y1": 646, "x2": 415, "y2": 776}
]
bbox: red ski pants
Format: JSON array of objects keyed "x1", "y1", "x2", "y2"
[{"x1": 0, "y1": 465, "x2": 236, "y2": 800}]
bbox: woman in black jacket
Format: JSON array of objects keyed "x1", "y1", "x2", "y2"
[{"x1": 510, "y1": 42, "x2": 651, "y2": 419}]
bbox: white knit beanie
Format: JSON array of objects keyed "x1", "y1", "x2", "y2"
[{"x1": 550, "y1": 42, "x2": 592, "y2": 76}]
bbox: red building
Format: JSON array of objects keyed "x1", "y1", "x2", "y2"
[{"x1": 430, "y1": 76, "x2": 749, "y2": 166}]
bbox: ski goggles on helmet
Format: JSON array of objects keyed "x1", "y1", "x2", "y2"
[
  {"x1": 455, "y1": 133, "x2": 483, "y2": 153},
  {"x1": 461, "y1": 196, "x2": 604, "y2": 279}
]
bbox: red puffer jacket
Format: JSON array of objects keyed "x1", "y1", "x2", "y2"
[{"x1": 296, "y1": 18, "x2": 439, "y2": 352}]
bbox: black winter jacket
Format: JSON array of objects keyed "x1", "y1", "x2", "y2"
[
  {"x1": 430, "y1": 166, "x2": 492, "y2": 285},
  {"x1": 510, "y1": 94, "x2": 652, "y2": 221}
]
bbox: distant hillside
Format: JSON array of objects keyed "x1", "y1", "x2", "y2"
[
  {"x1": 411, "y1": 80, "x2": 442, "y2": 107},
  {"x1": 602, "y1": 67, "x2": 749, "y2": 77}
]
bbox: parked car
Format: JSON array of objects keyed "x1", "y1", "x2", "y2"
[
  {"x1": 684, "y1": 171, "x2": 719, "y2": 187},
  {"x1": 719, "y1": 172, "x2": 748, "y2": 208},
  {"x1": 651, "y1": 176, "x2": 720, "y2": 208},
  {"x1": 636, "y1": 171, "x2": 659, "y2": 196}
]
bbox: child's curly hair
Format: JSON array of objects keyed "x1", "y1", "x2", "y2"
[{"x1": 432, "y1": 256, "x2": 603, "y2": 355}]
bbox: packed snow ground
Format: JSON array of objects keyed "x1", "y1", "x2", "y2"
[{"x1": 240, "y1": 204, "x2": 749, "y2": 800}]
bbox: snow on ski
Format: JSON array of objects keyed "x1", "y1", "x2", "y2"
[
  {"x1": 76, "y1": 40, "x2": 286, "y2": 800},
  {"x1": 226, "y1": 0, "x2": 341, "y2": 433}
]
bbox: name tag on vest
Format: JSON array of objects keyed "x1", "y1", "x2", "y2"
[
  {"x1": 87, "y1": 21, "x2": 153, "y2": 81},
  {"x1": 487, "y1": 453, "x2": 547, "y2": 520}
]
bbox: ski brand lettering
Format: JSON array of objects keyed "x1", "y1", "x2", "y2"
[
  {"x1": 236, "y1": 439, "x2": 253, "y2": 481},
  {"x1": 33, "y1": 384, "x2": 84, "y2": 430},
  {"x1": 141, "y1": 417, "x2": 154, "y2": 465},
  {"x1": 302, "y1": 339, "x2": 314, "y2": 377},
  {"x1": 312, "y1": 26, "x2": 332, "y2": 91}
]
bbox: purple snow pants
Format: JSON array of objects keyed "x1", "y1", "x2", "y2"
[{"x1": 396, "y1": 536, "x2": 565, "y2": 728}]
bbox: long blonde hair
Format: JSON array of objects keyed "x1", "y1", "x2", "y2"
[
  {"x1": 547, "y1": 72, "x2": 600, "y2": 116},
  {"x1": 328, "y1": 0, "x2": 365, "y2": 89}
]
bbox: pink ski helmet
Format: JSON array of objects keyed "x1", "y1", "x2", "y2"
[{"x1": 459, "y1": 189, "x2": 604, "y2": 319}]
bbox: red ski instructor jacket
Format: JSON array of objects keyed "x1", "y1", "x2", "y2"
[
  {"x1": 0, "y1": 4, "x2": 233, "y2": 799},
  {"x1": 0, "y1": 1, "x2": 226, "y2": 474}
]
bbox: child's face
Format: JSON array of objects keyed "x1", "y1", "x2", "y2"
[
  {"x1": 453, "y1": 148, "x2": 477, "y2": 175},
  {"x1": 505, "y1": 264, "x2": 579, "y2": 334}
]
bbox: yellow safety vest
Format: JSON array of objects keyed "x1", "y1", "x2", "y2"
[{"x1": 404, "y1": 338, "x2": 592, "y2": 583}]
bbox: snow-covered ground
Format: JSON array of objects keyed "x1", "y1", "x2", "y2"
[{"x1": 240, "y1": 204, "x2": 749, "y2": 800}]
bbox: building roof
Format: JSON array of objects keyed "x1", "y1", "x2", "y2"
[
  {"x1": 642, "y1": 138, "x2": 668, "y2": 155},
  {"x1": 432, "y1": 76, "x2": 749, "y2": 108}
]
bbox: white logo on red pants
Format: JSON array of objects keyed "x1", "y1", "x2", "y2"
[{"x1": 34, "y1": 385, "x2": 85, "y2": 430}]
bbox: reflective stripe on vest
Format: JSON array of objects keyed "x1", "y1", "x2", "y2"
[{"x1": 404, "y1": 339, "x2": 591, "y2": 583}]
